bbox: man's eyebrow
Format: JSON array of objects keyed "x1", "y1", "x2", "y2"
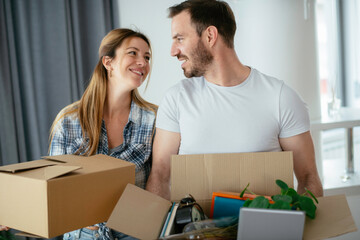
[{"x1": 172, "y1": 33, "x2": 183, "y2": 39}]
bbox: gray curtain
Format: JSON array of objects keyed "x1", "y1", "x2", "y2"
[
  {"x1": 0, "y1": 0, "x2": 120, "y2": 166},
  {"x1": 0, "y1": 1, "x2": 119, "y2": 238}
]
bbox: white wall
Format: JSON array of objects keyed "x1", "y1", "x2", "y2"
[
  {"x1": 118, "y1": 0, "x2": 184, "y2": 105},
  {"x1": 232, "y1": 0, "x2": 321, "y2": 121}
]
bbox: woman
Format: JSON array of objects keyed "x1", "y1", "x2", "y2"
[{"x1": 49, "y1": 28, "x2": 157, "y2": 240}]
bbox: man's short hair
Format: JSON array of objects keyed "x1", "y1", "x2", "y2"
[{"x1": 168, "y1": 0, "x2": 236, "y2": 48}]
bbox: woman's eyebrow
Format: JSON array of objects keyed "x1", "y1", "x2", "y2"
[{"x1": 126, "y1": 47, "x2": 150, "y2": 55}]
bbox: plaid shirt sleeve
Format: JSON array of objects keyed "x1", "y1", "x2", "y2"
[
  {"x1": 49, "y1": 118, "x2": 67, "y2": 156},
  {"x1": 49, "y1": 113, "x2": 83, "y2": 156}
]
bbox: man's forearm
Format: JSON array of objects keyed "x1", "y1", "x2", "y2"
[
  {"x1": 146, "y1": 172, "x2": 171, "y2": 200},
  {"x1": 297, "y1": 174, "x2": 323, "y2": 197}
]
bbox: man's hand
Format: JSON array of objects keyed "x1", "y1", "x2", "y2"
[
  {"x1": 280, "y1": 131, "x2": 323, "y2": 197},
  {"x1": 146, "y1": 128, "x2": 180, "y2": 200}
]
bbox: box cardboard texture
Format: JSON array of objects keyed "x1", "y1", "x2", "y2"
[
  {"x1": 108, "y1": 152, "x2": 293, "y2": 239},
  {"x1": 0, "y1": 154, "x2": 135, "y2": 238},
  {"x1": 171, "y1": 152, "x2": 294, "y2": 215},
  {"x1": 107, "y1": 152, "x2": 357, "y2": 240}
]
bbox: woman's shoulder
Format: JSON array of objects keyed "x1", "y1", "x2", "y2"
[
  {"x1": 132, "y1": 102, "x2": 156, "y2": 125},
  {"x1": 53, "y1": 102, "x2": 80, "y2": 129},
  {"x1": 59, "y1": 103, "x2": 78, "y2": 116}
]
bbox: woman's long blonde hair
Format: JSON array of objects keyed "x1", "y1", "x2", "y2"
[{"x1": 49, "y1": 28, "x2": 157, "y2": 156}]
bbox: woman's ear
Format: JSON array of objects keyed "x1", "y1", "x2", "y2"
[
  {"x1": 205, "y1": 26, "x2": 218, "y2": 48},
  {"x1": 102, "y1": 56, "x2": 113, "y2": 71}
]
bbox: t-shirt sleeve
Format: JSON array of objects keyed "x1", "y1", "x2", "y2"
[
  {"x1": 279, "y1": 83, "x2": 310, "y2": 138},
  {"x1": 156, "y1": 85, "x2": 181, "y2": 133}
]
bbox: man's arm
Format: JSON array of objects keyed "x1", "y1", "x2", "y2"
[
  {"x1": 146, "y1": 128, "x2": 181, "y2": 200},
  {"x1": 279, "y1": 131, "x2": 323, "y2": 197}
]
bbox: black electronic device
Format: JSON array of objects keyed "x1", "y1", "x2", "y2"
[{"x1": 174, "y1": 194, "x2": 206, "y2": 233}]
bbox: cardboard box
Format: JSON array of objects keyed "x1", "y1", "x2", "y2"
[
  {"x1": 107, "y1": 151, "x2": 294, "y2": 238},
  {"x1": 171, "y1": 152, "x2": 294, "y2": 215},
  {"x1": 0, "y1": 154, "x2": 135, "y2": 238},
  {"x1": 106, "y1": 152, "x2": 357, "y2": 240}
]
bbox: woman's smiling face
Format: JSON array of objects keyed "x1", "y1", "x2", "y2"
[{"x1": 110, "y1": 37, "x2": 151, "y2": 90}]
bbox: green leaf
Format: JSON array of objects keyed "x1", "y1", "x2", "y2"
[
  {"x1": 269, "y1": 200, "x2": 292, "y2": 210},
  {"x1": 240, "y1": 183, "x2": 250, "y2": 198},
  {"x1": 298, "y1": 196, "x2": 317, "y2": 219},
  {"x1": 243, "y1": 199, "x2": 252, "y2": 207},
  {"x1": 271, "y1": 194, "x2": 292, "y2": 203},
  {"x1": 240, "y1": 179, "x2": 318, "y2": 219},
  {"x1": 248, "y1": 196, "x2": 270, "y2": 209},
  {"x1": 305, "y1": 187, "x2": 319, "y2": 204},
  {"x1": 286, "y1": 188, "x2": 299, "y2": 203},
  {"x1": 276, "y1": 179, "x2": 289, "y2": 192}
]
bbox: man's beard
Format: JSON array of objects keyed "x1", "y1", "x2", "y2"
[{"x1": 183, "y1": 40, "x2": 213, "y2": 78}]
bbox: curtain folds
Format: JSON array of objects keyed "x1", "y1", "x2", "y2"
[{"x1": 0, "y1": 0, "x2": 119, "y2": 167}]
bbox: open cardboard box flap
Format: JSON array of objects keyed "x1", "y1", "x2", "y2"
[
  {"x1": 107, "y1": 152, "x2": 357, "y2": 240},
  {"x1": 0, "y1": 159, "x2": 58, "y2": 173},
  {"x1": 304, "y1": 194, "x2": 357, "y2": 240},
  {"x1": 107, "y1": 184, "x2": 172, "y2": 240},
  {"x1": 43, "y1": 154, "x2": 87, "y2": 163},
  {"x1": 42, "y1": 165, "x2": 82, "y2": 180},
  {"x1": 0, "y1": 158, "x2": 82, "y2": 180}
]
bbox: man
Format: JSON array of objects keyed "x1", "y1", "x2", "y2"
[{"x1": 146, "y1": 0, "x2": 323, "y2": 199}]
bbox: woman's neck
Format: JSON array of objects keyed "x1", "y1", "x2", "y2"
[{"x1": 104, "y1": 91, "x2": 132, "y2": 119}]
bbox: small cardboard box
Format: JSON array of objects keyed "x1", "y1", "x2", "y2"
[
  {"x1": 0, "y1": 154, "x2": 135, "y2": 238},
  {"x1": 107, "y1": 152, "x2": 357, "y2": 240}
]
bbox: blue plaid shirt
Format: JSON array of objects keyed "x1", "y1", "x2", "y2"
[
  {"x1": 49, "y1": 101, "x2": 155, "y2": 188},
  {"x1": 49, "y1": 101, "x2": 155, "y2": 239}
]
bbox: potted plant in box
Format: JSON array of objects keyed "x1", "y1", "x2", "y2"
[{"x1": 240, "y1": 179, "x2": 318, "y2": 219}]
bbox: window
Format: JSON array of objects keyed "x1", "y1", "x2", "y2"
[
  {"x1": 315, "y1": 0, "x2": 360, "y2": 188},
  {"x1": 315, "y1": 0, "x2": 342, "y2": 116},
  {"x1": 341, "y1": 0, "x2": 360, "y2": 107},
  {"x1": 316, "y1": 0, "x2": 360, "y2": 110}
]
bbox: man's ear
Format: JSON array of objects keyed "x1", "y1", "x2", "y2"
[
  {"x1": 102, "y1": 56, "x2": 113, "y2": 71},
  {"x1": 204, "y1": 26, "x2": 218, "y2": 48}
]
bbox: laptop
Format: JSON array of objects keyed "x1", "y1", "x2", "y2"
[{"x1": 237, "y1": 208, "x2": 305, "y2": 240}]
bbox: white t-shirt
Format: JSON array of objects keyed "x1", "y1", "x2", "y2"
[{"x1": 156, "y1": 68, "x2": 310, "y2": 155}]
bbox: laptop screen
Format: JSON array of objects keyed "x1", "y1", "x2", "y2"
[{"x1": 237, "y1": 208, "x2": 305, "y2": 240}]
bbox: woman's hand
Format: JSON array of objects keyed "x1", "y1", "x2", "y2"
[{"x1": 0, "y1": 225, "x2": 9, "y2": 231}]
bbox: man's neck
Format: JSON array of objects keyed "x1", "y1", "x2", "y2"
[{"x1": 204, "y1": 49, "x2": 250, "y2": 87}]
